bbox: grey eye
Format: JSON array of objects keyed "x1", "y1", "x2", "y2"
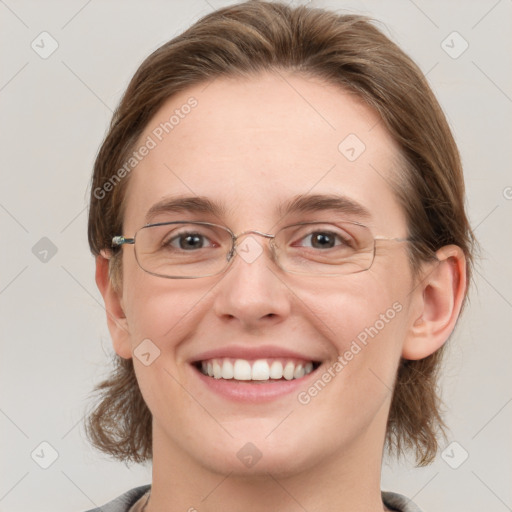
[
  {"x1": 299, "y1": 231, "x2": 351, "y2": 249},
  {"x1": 164, "y1": 230, "x2": 216, "y2": 251}
]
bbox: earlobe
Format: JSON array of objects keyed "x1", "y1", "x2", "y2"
[
  {"x1": 402, "y1": 245, "x2": 467, "y2": 360},
  {"x1": 95, "y1": 254, "x2": 133, "y2": 359}
]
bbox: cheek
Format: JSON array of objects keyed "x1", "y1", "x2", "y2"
[
  {"x1": 124, "y1": 279, "x2": 208, "y2": 347},
  {"x1": 290, "y1": 278, "x2": 407, "y2": 437},
  {"x1": 123, "y1": 275, "x2": 212, "y2": 419},
  {"x1": 301, "y1": 260, "x2": 409, "y2": 342},
  {"x1": 121, "y1": 248, "x2": 195, "y2": 335},
  {"x1": 296, "y1": 262, "x2": 411, "y2": 391}
]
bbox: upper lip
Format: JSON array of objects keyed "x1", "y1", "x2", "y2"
[{"x1": 189, "y1": 345, "x2": 322, "y2": 364}]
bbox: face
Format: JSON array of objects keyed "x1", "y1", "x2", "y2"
[{"x1": 112, "y1": 71, "x2": 419, "y2": 477}]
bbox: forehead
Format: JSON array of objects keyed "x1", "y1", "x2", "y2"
[{"x1": 123, "y1": 71, "x2": 407, "y2": 235}]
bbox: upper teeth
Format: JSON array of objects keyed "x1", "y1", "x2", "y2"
[{"x1": 200, "y1": 358, "x2": 315, "y2": 381}]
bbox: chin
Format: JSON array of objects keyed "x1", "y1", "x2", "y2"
[{"x1": 182, "y1": 429, "x2": 325, "y2": 479}]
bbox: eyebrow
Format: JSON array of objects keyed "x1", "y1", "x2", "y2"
[
  {"x1": 276, "y1": 193, "x2": 371, "y2": 220},
  {"x1": 145, "y1": 193, "x2": 371, "y2": 224},
  {"x1": 145, "y1": 195, "x2": 229, "y2": 224}
]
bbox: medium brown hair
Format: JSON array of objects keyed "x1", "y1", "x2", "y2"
[{"x1": 86, "y1": 0, "x2": 475, "y2": 466}]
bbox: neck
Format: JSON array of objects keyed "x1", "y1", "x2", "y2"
[{"x1": 146, "y1": 418, "x2": 390, "y2": 512}]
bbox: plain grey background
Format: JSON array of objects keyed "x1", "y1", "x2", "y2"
[{"x1": 1, "y1": 1, "x2": 511, "y2": 511}]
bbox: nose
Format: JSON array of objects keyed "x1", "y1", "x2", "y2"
[{"x1": 212, "y1": 232, "x2": 291, "y2": 330}]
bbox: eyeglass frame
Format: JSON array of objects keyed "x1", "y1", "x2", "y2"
[{"x1": 109, "y1": 220, "x2": 411, "y2": 279}]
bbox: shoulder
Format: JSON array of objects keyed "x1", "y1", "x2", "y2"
[
  {"x1": 382, "y1": 491, "x2": 424, "y2": 512},
  {"x1": 82, "y1": 485, "x2": 151, "y2": 512},
  {"x1": 84, "y1": 486, "x2": 421, "y2": 512}
]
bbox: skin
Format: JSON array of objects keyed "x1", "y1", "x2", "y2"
[{"x1": 96, "y1": 71, "x2": 466, "y2": 512}]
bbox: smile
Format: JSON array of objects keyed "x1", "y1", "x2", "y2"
[{"x1": 197, "y1": 358, "x2": 320, "y2": 381}]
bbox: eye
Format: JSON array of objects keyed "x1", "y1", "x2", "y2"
[
  {"x1": 297, "y1": 230, "x2": 352, "y2": 249},
  {"x1": 165, "y1": 230, "x2": 217, "y2": 251}
]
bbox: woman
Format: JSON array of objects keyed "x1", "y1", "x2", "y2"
[{"x1": 85, "y1": 1, "x2": 475, "y2": 510}]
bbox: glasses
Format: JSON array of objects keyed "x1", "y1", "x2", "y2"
[{"x1": 110, "y1": 220, "x2": 409, "y2": 279}]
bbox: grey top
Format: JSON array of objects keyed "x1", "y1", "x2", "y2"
[{"x1": 84, "y1": 485, "x2": 424, "y2": 512}]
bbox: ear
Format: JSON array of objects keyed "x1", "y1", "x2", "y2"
[
  {"x1": 402, "y1": 245, "x2": 467, "y2": 360},
  {"x1": 95, "y1": 254, "x2": 133, "y2": 359}
]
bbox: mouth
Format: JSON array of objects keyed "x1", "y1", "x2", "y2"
[{"x1": 193, "y1": 357, "x2": 321, "y2": 382}]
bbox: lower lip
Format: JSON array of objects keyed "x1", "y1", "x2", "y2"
[{"x1": 192, "y1": 366, "x2": 319, "y2": 403}]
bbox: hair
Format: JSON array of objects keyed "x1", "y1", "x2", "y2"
[{"x1": 86, "y1": 0, "x2": 476, "y2": 466}]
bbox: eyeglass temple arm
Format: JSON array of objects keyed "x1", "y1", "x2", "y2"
[
  {"x1": 112, "y1": 236, "x2": 135, "y2": 247},
  {"x1": 374, "y1": 236, "x2": 411, "y2": 243}
]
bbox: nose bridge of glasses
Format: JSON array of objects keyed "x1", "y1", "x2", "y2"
[
  {"x1": 234, "y1": 229, "x2": 275, "y2": 245},
  {"x1": 225, "y1": 229, "x2": 276, "y2": 263}
]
